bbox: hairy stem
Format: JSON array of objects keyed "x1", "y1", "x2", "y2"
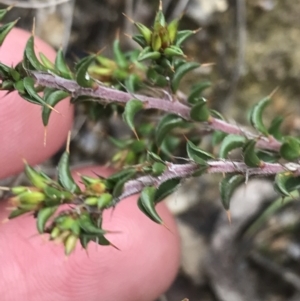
[
  {"x1": 115, "y1": 159, "x2": 295, "y2": 204},
  {"x1": 31, "y1": 71, "x2": 282, "y2": 152}
]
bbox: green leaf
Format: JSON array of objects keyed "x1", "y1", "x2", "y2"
[
  {"x1": 147, "y1": 68, "x2": 168, "y2": 87},
  {"x1": 155, "y1": 114, "x2": 186, "y2": 147},
  {"x1": 24, "y1": 36, "x2": 47, "y2": 71},
  {"x1": 106, "y1": 168, "x2": 136, "y2": 184},
  {"x1": 43, "y1": 186, "x2": 73, "y2": 201},
  {"x1": 57, "y1": 151, "x2": 81, "y2": 193},
  {"x1": 280, "y1": 137, "x2": 300, "y2": 161},
  {"x1": 132, "y1": 34, "x2": 147, "y2": 47},
  {"x1": 75, "y1": 55, "x2": 95, "y2": 87},
  {"x1": 130, "y1": 140, "x2": 146, "y2": 153},
  {"x1": 78, "y1": 213, "x2": 106, "y2": 235},
  {"x1": 19, "y1": 92, "x2": 42, "y2": 105},
  {"x1": 147, "y1": 151, "x2": 165, "y2": 164},
  {"x1": 242, "y1": 140, "x2": 262, "y2": 167},
  {"x1": 125, "y1": 74, "x2": 140, "y2": 92},
  {"x1": 212, "y1": 131, "x2": 227, "y2": 146},
  {"x1": 152, "y1": 162, "x2": 166, "y2": 176},
  {"x1": 14, "y1": 80, "x2": 25, "y2": 94},
  {"x1": 138, "y1": 186, "x2": 163, "y2": 224},
  {"x1": 109, "y1": 136, "x2": 131, "y2": 149},
  {"x1": 22, "y1": 77, "x2": 52, "y2": 107},
  {"x1": 112, "y1": 170, "x2": 136, "y2": 198},
  {"x1": 42, "y1": 90, "x2": 69, "y2": 126},
  {"x1": 37, "y1": 206, "x2": 58, "y2": 233},
  {"x1": 0, "y1": 20, "x2": 18, "y2": 46},
  {"x1": 256, "y1": 150, "x2": 280, "y2": 163},
  {"x1": 268, "y1": 116, "x2": 284, "y2": 141},
  {"x1": 55, "y1": 48, "x2": 73, "y2": 79},
  {"x1": 175, "y1": 30, "x2": 196, "y2": 46},
  {"x1": 0, "y1": 6, "x2": 12, "y2": 21},
  {"x1": 123, "y1": 99, "x2": 143, "y2": 136},
  {"x1": 220, "y1": 175, "x2": 245, "y2": 210},
  {"x1": 154, "y1": 179, "x2": 180, "y2": 203},
  {"x1": 274, "y1": 172, "x2": 294, "y2": 197},
  {"x1": 188, "y1": 81, "x2": 211, "y2": 104},
  {"x1": 113, "y1": 39, "x2": 128, "y2": 69},
  {"x1": 186, "y1": 140, "x2": 214, "y2": 165},
  {"x1": 190, "y1": 97, "x2": 210, "y2": 122},
  {"x1": 171, "y1": 62, "x2": 200, "y2": 92},
  {"x1": 250, "y1": 96, "x2": 271, "y2": 136},
  {"x1": 8, "y1": 208, "x2": 29, "y2": 219},
  {"x1": 39, "y1": 52, "x2": 55, "y2": 70},
  {"x1": 0, "y1": 62, "x2": 11, "y2": 75},
  {"x1": 163, "y1": 45, "x2": 185, "y2": 58},
  {"x1": 219, "y1": 134, "x2": 246, "y2": 159},
  {"x1": 138, "y1": 50, "x2": 161, "y2": 61}
]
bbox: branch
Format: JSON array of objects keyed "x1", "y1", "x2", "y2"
[
  {"x1": 31, "y1": 71, "x2": 282, "y2": 152},
  {"x1": 115, "y1": 159, "x2": 297, "y2": 204}
]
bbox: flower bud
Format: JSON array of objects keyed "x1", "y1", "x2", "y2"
[
  {"x1": 151, "y1": 32, "x2": 162, "y2": 52},
  {"x1": 64, "y1": 234, "x2": 78, "y2": 255}
]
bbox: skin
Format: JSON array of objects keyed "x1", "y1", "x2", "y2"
[{"x1": 0, "y1": 28, "x2": 180, "y2": 300}]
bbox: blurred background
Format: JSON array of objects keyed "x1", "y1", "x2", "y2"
[{"x1": 1, "y1": 0, "x2": 300, "y2": 300}]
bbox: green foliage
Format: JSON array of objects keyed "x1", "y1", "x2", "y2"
[{"x1": 1, "y1": 1, "x2": 300, "y2": 256}]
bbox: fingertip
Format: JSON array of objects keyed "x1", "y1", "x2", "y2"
[
  {"x1": 0, "y1": 27, "x2": 73, "y2": 179},
  {"x1": 0, "y1": 165, "x2": 180, "y2": 301}
]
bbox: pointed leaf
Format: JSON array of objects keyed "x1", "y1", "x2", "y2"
[
  {"x1": 186, "y1": 140, "x2": 214, "y2": 165},
  {"x1": 24, "y1": 36, "x2": 47, "y2": 71},
  {"x1": 212, "y1": 131, "x2": 227, "y2": 146},
  {"x1": 171, "y1": 62, "x2": 200, "y2": 92},
  {"x1": 220, "y1": 175, "x2": 245, "y2": 210},
  {"x1": 274, "y1": 172, "x2": 294, "y2": 197},
  {"x1": 280, "y1": 137, "x2": 300, "y2": 161},
  {"x1": 0, "y1": 6, "x2": 13, "y2": 21},
  {"x1": 113, "y1": 39, "x2": 128, "y2": 69},
  {"x1": 39, "y1": 52, "x2": 55, "y2": 70},
  {"x1": 23, "y1": 77, "x2": 51, "y2": 107},
  {"x1": 0, "y1": 20, "x2": 18, "y2": 46},
  {"x1": 55, "y1": 48, "x2": 73, "y2": 79},
  {"x1": 219, "y1": 134, "x2": 246, "y2": 159},
  {"x1": 8, "y1": 208, "x2": 28, "y2": 219},
  {"x1": 250, "y1": 96, "x2": 270, "y2": 136},
  {"x1": 75, "y1": 55, "x2": 95, "y2": 87},
  {"x1": 78, "y1": 213, "x2": 106, "y2": 235},
  {"x1": 175, "y1": 30, "x2": 196, "y2": 46},
  {"x1": 112, "y1": 170, "x2": 136, "y2": 198},
  {"x1": 58, "y1": 151, "x2": 81, "y2": 193},
  {"x1": 123, "y1": 99, "x2": 143, "y2": 134},
  {"x1": 269, "y1": 116, "x2": 284, "y2": 141},
  {"x1": 42, "y1": 90, "x2": 69, "y2": 126},
  {"x1": 188, "y1": 81, "x2": 211, "y2": 104},
  {"x1": 242, "y1": 140, "x2": 262, "y2": 167},
  {"x1": 155, "y1": 114, "x2": 186, "y2": 146},
  {"x1": 37, "y1": 206, "x2": 58, "y2": 233},
  {"x1": 154, "y1": 179, "x2": 180, "y2": 203},
  {"x1": 138, "y1": 186, "x2": 163, "y2": 224},
  {"x1": 132, "y1": 34, "x2": 147, "y2": 47},
  {"x1": 190, "y1": 97, "x2": 210, "y2": 121}
]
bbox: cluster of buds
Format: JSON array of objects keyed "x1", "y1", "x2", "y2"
[
  {"x1": 8, "y1": 162, "x2": 73, "y2": 218},
  {"x1": 6, "y1": 150, "x2": 117, "y2": 255},
  {"x1": 48, "y1": 211, "x2": 110, "y2": 255},
  {"x1": 128, "y1": 1, "x2": 198, "y2": 62},
  {"x1": 81, "y1": 176, "x2": 113, "y2": 209}
]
